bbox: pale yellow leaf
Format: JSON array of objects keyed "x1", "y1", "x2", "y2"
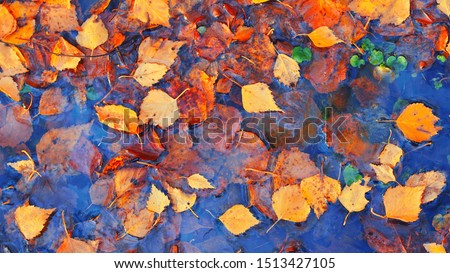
[
  {"x1": 139, "y1": 89, "x2": 179, "y2": 129},
  {"x1": 378, "y1": 143, "x2": 403, "y2": 168},
  {"x1": 167, "y1": 186, "x2": 197, "y2": 213},
  {"x1": 0, "y1": 42, "x2": 28, "y2": 77},
  {"x1": 423, "y1": 243, "x2": 446, "y2": 253},
  {"x1": 307, "y1": 26, "x2": 343, "y2": 48},
  {"x1": 132, "y1": 0, "x2": 171, "y2": 27},
  {"x1": 348, "y1": 0, "x2": 410, "y2": 26},
  {"x1": 339, "y1": 182, "x2": 372, "y2": 213},
  {"x1": 437, "y1": 0, "x2": 450, "y2": 17},
  {"x1": 188, "y1": 174, "x2": 215, "y2": 189},
  {"x1": 138, "y1": 38, "x2": 185, "y2": 67},
  {"x1": 95, "y1": 105, "x2": 139, "y2": 134},
  {"x1": 7, "y1": 159, "x2": 35, "y2": 179},
  {"x1": 300, "y1": 174, "x2": 342, "y2": 218},
  {"x1": 383, "y1": 185, "x2": 425, "y2": 222},
  {"x1": 370, "y1": 164, "x2": 396, "y2": 184},
  {"x1": 0, "y1": 76, "x2": 20, "y2": 101},
  {"x1": 272, "y1": 184, "x2": 311, "y2": 223},
  {"x1": 405, "y1": 171, "x2": 446, "y2": 204},
  {"x1": 241, "y1": 83, "x2": 283, "y2": 113},
  {"x1": 146, "y1": 184, "x2": 170, "y2": 214},
  {"x1": 274, "y1": 54, "x2": 300, "y2": 87},
  {"x1": 133, "y1": 62, "x2": 168, "y2": 87},
  {"x1": 57, "y1": 237, "x2": 98, "y2": 253},
  {"x1": 0, "y1": 5, "x2": 17, "y2": 39},
  {"x1": 14, "y1": 205, "x2": 55, "y2": 240},
  {"x1": 51, "y1": 37, "x2": 83, "y2": 71},
  {"x1": 219, "y1": 204, "x2": 259, "y2": 235},
  {"x1": 124, "y1": 209, "x2": 155, "y2": 238},
  {"x1": 76, "y1": 15, "x2": 108, "y2": 51}
]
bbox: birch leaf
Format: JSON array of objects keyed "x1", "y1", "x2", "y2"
[
  {"x1": 272, "y1": 184, "x2": 311, "y2": 223},
  {"x1": 51, "y1": 37, "x2": 82, "y2": 71},
  {"x1": 167, "y1": 186, "x2": 197, "y2": 213},
  {"x1": 405, "y1": 171, "x2": 446, "y2": 204},
  {"x1": 0, "y1": 76, "x2": 20, "y2": 101},
  {"x1": 383, "y1": 185, "x2": 425, "y2": 222},
  {"x1": 57, "y1": 237, "x2": 98, "y2": 253},
  {"x1": 307, "y1": 26, "x2": 344, "y2": 48},
  {"x1": 370, "y1": 164, "x2": 396, "y2": 184},
  {"x1": 0, "y1": 42, "x2": 28, "y2": 77},
  {"x1": 241, "y1": 83, "x2": 283, "y2": 113},
  {"x1": 146, "y1": 184, "x2": 170, "y2": 214},
  {"x1": 132, "y1": 0, "x2": 171, "y2": 27},
  {"x1": 14, "y1": 205, "x2": 55, "y2": 240},
  {"x1": 339, "y1": 182, "x2": 372, "y2": 213},
  {"x1": 139, "y1": 89, "x2": 179, "y2": 129},
  {"x1": 95, "y1": 105, "x2": 139, "y2": 134},
  {"x1": 378, "y1": 143, "x2": 403, "y2": 168},
  {"x1": 76, "y1": 15, "x2": 108, "y2": 51},
  {"x1": 437, "y1": 0, "x2": 450, "y2": 17},
  {"x1": 0, "y1": 5, "x2": 17, "y2": 39},
  {"x1": 219, "y1": 204, "x2": 259, "y2": 235},
  {"x1": 124, "y1": 209, "x2": 155, "y2": 238},
  {"x1": 273, "y1": 54, "x2": 300, "y2": 87},
  {"x1": 187, "y1": 174, "x2": 215, "y2": 189},
  {"x1": 133, "y1": 63, "x2": 168, "y2": 87},
  {"x1": 300, "y1": 174, "x2": 342, "y2": 218},
  {"x1": 423, "y1": 243, "x2": 446, "y2": 253},
  {"x1": 348, "y1": 0, "x2": 410, "y2": 26},
  {"x1": 396, "y1": 103, "x2": 441, "y2": 143}
]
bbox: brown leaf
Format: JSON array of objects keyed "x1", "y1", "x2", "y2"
[
  {"x1": 123, "y1": 209, "x2": 155, "y2": 238},
  {"x1": 39, "y1": 4, "x2": 80, "y2": 33},
  {"x1": 0, "y1": 76, "x2": 20, "y2": 101},
  {"x1": 39, "y1": 87, "x2": 69, "y2": 116}
]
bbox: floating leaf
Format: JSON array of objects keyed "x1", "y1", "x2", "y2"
[
  {"x1": 273, "y1": 54, "x2": 300, "y2": 87},
  {"x1": 95, "y1": 105, "x2": 139, "y2": 134},
  {"x1": 146, "y1": 185, "x2": 170, "y2": 214},
  {"x1": 423, "y1": 243, "x2": 446, "y2": 253},
  {"x1": 39, "y1": 4, "x2": 80, "y2": 33},
  {"x1": 348, "y1": 0, "x2": 410, "y2": 26},
  {"x1": 132, "y1": 0, "x2": 171, "y2": 27},
  {"x1": 7, "y1": 159, "x2": 36, "y2": 180},
  {"x1": 343, "y1": 164, "x2": 363, "y2": 186},
  {"x1": 437, "y1": 0, "x2": 450, "y2": 17},
  {"x1": 241, "y1": 83, "x2": 283, "y2": 113},
  {"x1": 167, "y1": 186, "x2": 197, "y2": 213},
  {"x1": 383, "y1": 186, "x2": 425, "y2": 222},
  {"x1": 396, "y1": 103, "x2": 441, "y2": 142},
  {"x1": 76, "y1": 15, "x2": 108, "y2": 51},
  {"x1": 252, "y1": 0, "x2": 270, "y2": 3},
  {"x1": 339, "y1": 182, "x2": 372, "y2": 213},
  {"x1": 272, "y1": 184, "x2": 310, "y2": 223},
  {"x1": 370, "y1": 164, "x2": 396, "y2": 184},
  {"x1": 14, "y1": 204, "x2": 55, "y2": 240},
  {"x1": 0, "y1": 76, "x2": 20, "y2": 101},
  {"x1": 379, "y1": 143, "x2": 403, "y2": 168},
  {"x1": 139, "y1": 89, "x2": 179, "y2": 129},
  {"x1": 132, "y1": 63, "x2": 168, "y2": 87},
  {"x1": 307, "y1": 26, "x2": 343, "y2": 48},
  {"x1": 187, "y1": 174, "x2": 215, "y2": 189},
  {"x1": 300, "y1": 174, "x2": 342, "y2": 218},
  {"x1": 51, "y1": 37, "x2": 82, "y2": 71},
  {"x1": 0, "y1": 42, "x2": 28, "y2": 77},
  {"x1": 124, "y1": 209, "x2": 155, "y2": 238},
  {"x1": 219, "y1": 204, "x2": 259, "y2": 235},
  {"x1": 405, "y1": 171, "x2": 446, "y2": 203},
  {"x1": 0, "y1": 5, "x2": 17, "y2": 39},
  {"x1": 57, "y1": 237, "x2": 98, "y2": 253},
  {"x1": 292, "y1": 46, "x2": 312, "y2": 64},
  {"x1": 138, "y1": 38, "x2": 185, "y2": 67},
  {"x1": 114, "y1": 168, "x2": 148, "y2": 197}
]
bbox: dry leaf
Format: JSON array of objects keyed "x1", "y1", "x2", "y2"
[
  {"x1": 146, "y1": 184, "x2": 170, "y2": 214},
  {"x1": 39, "y1": 4, "x2": 80, "y2": 33},
  {"x1": 95, "y1": 105, "x2": 139, "y2": 134},
  {"x1": 57, "y1": 237, "x2": 98, "y2": 253},
  {"x1": 378, "y1": 143, "x2": 403, "y2": 168},
  {"x1": 300, "y1": 174, "x2": 342, "y2": 218},
  {"x1": 339, "y1": 182, "x2": 372, "y2": 213},
  {"x1": 0, "y1": 42, "x2": 28, "y2": 77},
  {"x1": 167, "y1": 186, "x2": 197, "y2": 213},
  {"x1": 124, "y1": 209, "x2": 155, "y2": 238},
  {"x1": 273, "y1": 54, "x2": 300, "y2": 87},
  {"x1": 396, "y1": 103, "x2": 441, "y2": 142},
  {"x1": 132, "y1": 0, "x2": 171, "y2": 27},
  {"x1": 14, "y1": 204, "x2": 55, "y2": 240},
  {"x1": 370, "y1": 164, "x2": 396, "y2": 184},
  {"x1": 437, "y1": 0, "x2": 450, "y2": 17},
  {"x1": 241, "y1": 83, "x2": 283, "y2": 113},
  {"x1": 307, "y1": 26, "x2": 344, "y2": 48},
  {"x1": 383, "y1": 185, "x2": 425, "y2": 222},
  {"x1": 51, "y1": 37, "x2": 83, "y2": 71},
  {"x1": 76, "y1": 15, "x2": 108, "y2": 51},
  {"x1": 133, "y1": 63, "x2": 168, "y2": 87},
  {"x1": 139, "y1": 89, "x2": 179, "y2": 129},
  {"x1": 0, "y1": 5, "x2": 17, "y2": 39},
  {"x1": 405, "y1": 171, "x2": 446, "y2": 203},
  {"x1": 272, "y1": 184, "x2": 311, "y2": 223},
  {"x1": 187, "y1": 174, "x2": 215, "y2": 189},
  {"x1": 423, "y1": 243, "x2": 446, "y2": 253},
  {"x1": 0, "y1": 76, "x2": 20, "y2": 101},
  {"x1": 219, "y1": 204, "x2": 259, "y2": 235},
  {"x1": 138, "y1": 38, "x2": 185, "y2": 67},
  {"x1": 39, "y1": 87, "x2": 69, "y2": 116},
  {"x1": 348, "y1": 0, "x2": 410, "y2": 26}
]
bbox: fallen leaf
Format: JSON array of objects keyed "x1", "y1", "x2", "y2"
[
  {"x1": 405, "y1": 171, "x2": 446, "y2": 203},
  {"x1": 51, "y1": 37, "x2": 83, "y2": 71},
  {"x1": 0, "y1": 5, "x2": 17, "y2": 39},
  {"x1": 14, "y1": 204, "x2": 55, "y2": 240},
  {"x1": 89, "y1": 177, "x2": 114, "y2": 206},
  {"x1": 57, "y1": 237, "x2": 98, "y2": 253},
  {"x1": 1, "y1": 19, "x2": 35, "y2": 46},
  {"x1": 132, "y1": 0, "x2": 171, "y2": 27},
  {"x1": 252, "y1": 0, "x2": 270, "y2": 3},
  {"x1": 7, "y1": 159, "x2": 35, "y2": 180},
  {"x1": 219, "y1": 204, "x2": 260, "y2": 235},
  {"x1": 167, "y1": 186, "x2": 197, "y2": 213},
  {"x1": 0, "y1": 104, "x2": 33, "y2": 148},
  {"x1": 138, "y1": 38, "x2": 185, "y2": 67},
  {"x1": 39, "y1": 87, "x2": 69, "y2": 116},
  {"x1": 43, "y1": 0, "x2": 72, "y2": 9},
  {"x1": 187, "y1": 174, "x2": 215, "y2": 189},
  {"x1": 132, "y1": 62, "x2": 168, "y2": 87},
  {"x1": 378, "y1": 143, "x2": 403, "y2": 168},
  {"x1": 139, "y1": 89, "x2": 179, "y2": 129},
  {"x1": 146, "y1": 184, "x2": 170, "y2": 214},
  {"x1": 39, "y1": 4, "x2": 80, "y2": 33},
  {"x1": 339, "y1": 182, "x2": 372, "y2": 214},
  {"x1": 348, "y1": 0, "x2": 410, "y2": 26},
  {"x1": 272, "y1": 184, "x2": 311, "y2": 223},
  {"x1": 432, "y1": 214, "x2": 450, "y2": 233},
  {"x1": 0, "y1": 42, "x2": 28, "y2": 77},
  {"x1": 0, "y1": 76, "x2": 20, "y2": 101},
  {"x1": 124, "y1": 209, "x2": 155, "y2": 238},
  {"x1": 241, "y1": 83, "x2": 283, "y2": 113},
  {"x1": 383, "y1": 185, "x2": 425, "y2": 222},
  {"x1": 300, "y1": 174, "x2": 342, "y2": 218},
  {"x1": 297, "y1": 0, "x2": 347, "y2": 29},
  {"x1": 95, "y1": 105, "x2": 139, "y2": 134},
  {"x1": 114, "y1": 168, "x2": 148, "y2": 197},
  {"x1": 370, "y1": 164, "x2": 396, "y2": 184},
  {"x1": 423, "y1": 243, "x2": 446, "y2": 253},
  {"x1": 396, "y1": 103, "x2": 441, "y2": 142},
  {"x1": 76, "y1": 15, "x2": 108, "y2": 52},
  {"x1": 437, "y1": 0, "x2": 450, "y2": 17},
  {"x1": 307, "y1": 26, "x2": 344, "y2": 48},
  {"x1": 273, "y1": 54, "x2": 300, "y2": 87}
]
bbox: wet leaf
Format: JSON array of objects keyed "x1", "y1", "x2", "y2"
[
  {"x1": 339, "y1": 182, "x2": 372, "y2": 213},
  {"x1": 0, "y1": 42, "x2": 28, "y2": 77},
  {"x1": 76, "y1": 15, "x2": 108, "y2": 51},
  {"x1": 241, "y1": 83, "x2": 283, "y2": 113},
  {"x1": 343, "y1": 164, "x2": 363, "y2": 186},
  {"x1": 146, "y1": 184, "x2": 170, "y2": 214},
  {"x1": 95, "y1": 105, "x2": 139, "y2": 134},
  {"x1": 139, "y1": 89, "x2": 179, "y2": 129},
  {"x1": 378, "y1": 143, "x2": 403, "y2": 168},
  {"x1": 39, "y1": 87, "x2": 69, "y2": 116},
  {"x1": 0, "y1": 5, "x2": 17, "y2": 39},
  {"x1": 300, "y1": 174, "x2": 342, "y2": 218},
  {"x1": 0, "y1": 104, "x2": 33, "y2": 148},
  {"x1": 57, "y1": 237, "x2": 98, "y2": 253},
  {"x1": 272, "y1": 184, "x2": 311, "y2": 223},
  {"x1": 219, "y1": 204, "x2": 259, "y2": 235},
  {"x1": 114, "y1": 168, "x2": 148, "y2": 197},
  {"x1": 348, "y1": 0, "x2": 410, "y2": 26},
  {"x1": 132, "y1": 63, "x2": 168, "y2": 87},
  {"x1": 39, "y1": 4, "x2": 80, "y2": 33},
  {"x1": 7, "y1": 158, "x2": 36, "y2": 180},
  {"x1": 132, "y1": 0, "x2": 171, "y2": 27},
  {"x1": 167, "y1": 186, "x2": 197, "y2": 213},
  {"x1": 0, "y1": 76, "x2": 20, "y2": 101},
  {"x1": 423, "y1": 243, "x2": 446, "y2": 253},
  {"x1": 405, "y1": 171, "x2": 446, "y2": 204},
  {"x1": 138, "y1": 38, "x2": 185, "y2": 67},
  {"x1": 51, "y1": 37, "x2": 83, "y2": 71},
  {"x1": 396, "y1": 103, "x2": 441, "y2": 143},
  {"x1": 383, "y1": 185, "x2": 425, "y2": 222},
  {"x1": 14, "y1": 204, "x2": 55, "y2": 240},
  {"x1": 124, "y1": 209, "x2": 155, "y2": 238},
  {"x1": 273, "y1": 54, "x2": 300, "y2": 87},
  {"x1": 307, "y1": 26, "x2": 344, "y2": 48},
  {"x1": 187, "y1": 174, "x2": 215, "y2": 189},
  {"x1": 370, "y1": 164, "x2": 396, "y2": 184},
  {"x1": 437, "y1": 0, "x2": 450, "y2": 17}
]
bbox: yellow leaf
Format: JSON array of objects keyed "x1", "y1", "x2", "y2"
[
  {"x1": 273, "y1": 54, "x2": 300, "y2": 87},
  {"x1": 14, "y1": 205, "x2": 55, "y2": 240},
  {"x1": 133, "y1": 62, "x2": 168, "y2": 87},
  {"x1": 423, "y1": 243, "x2": 446, "y2": 253},
  {"x1": 0, "y1": 42, "x2": 28, "y2": 77},
  {"x1": 396, "y1": 103, "x2": 441, "y2": 142},
  {"x1": 51, "y1": 37, "x2": 83, "y2": 71},
  {"x1": 339, "y1": 182, "x2": 371, "y2": 213},
  {"x1": 124, "y1": 209, "x2": 155, "y2": 238},
  {"x1": 167, "y1": 186, "x2": 197, "y2": 213},
  {"x1": 300, "y1": 174, "x2": 342, "y2": 218},
  {"x1": 57, "y1": 237, "x2": 98, "y2": 253},
  {"x1": 307, "y1": 26, "x2": 343, "y2": 48},
  {"x1": 241, "y1": 83, "x2": 283, "y2": 113},
  {"x1": 437, "y1": 0, "x2": 450, "y2": 17},
  {"x1": 348, "y1": 0, "x2": 410, "y2": 26},
  {"x1": 378, "y1": 143, "x2": 403, "y2": 168},
  {"x1": 43, "y1": 0, "x2": 72, "y2": 9},
  {"x1": 383, "y1": 185, "x2": 425, "y2": 222},
  {"x1": 272, "y1": 184, "x2": 311, "y2": 223},
  {"x1": 370, "y1": 164, "x2": 396, "y2": 184},
  {"x1": 7, "y1": 159, "x2": 35, "y2": 179},
  {"x1": 405, "y1": 171, "x2": 446, "y2": 204},
  {"x1": 146, "y1": 184, "x2": 170, "y2": 214},
  {"x1": 2, "y1": 19, "x2": 35, "y2": 46},
  {"x1": 95, "y1": 105, "x2": 139, "y2": 134},
  {"x1": 76, "y1": 15, "x2": 108, "y2": 51},
  {"x1": 252, "y1": 0, "x2": 270, "y2": 3},
  {"x1": 0, "y1": 5, "x2": 17, "y2": 39},
  {"x1": 0, "y1": 76, "x2": 20, "y2": 101},
  {"x1": 132, "y1": 0, "x2": 171, "y2": 27},
  {"x1": 188, "y1": 174, "x2": 215, "y2": 189},
  {"x1": 139, "y1": 89, "x2": 179, "y2": 129},
  {"x1": 219, "y1": 204, "x2": 259, "y2": 235},
  {"x1": 138, "y1": 38, "x2": 185, "y2": 67}
]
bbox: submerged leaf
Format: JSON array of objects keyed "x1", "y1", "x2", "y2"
[{"x1": 405, "y1": 171, "x2": 446, "y2": 204}]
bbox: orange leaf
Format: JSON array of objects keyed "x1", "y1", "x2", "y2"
[
  {"x1": 383, "y1": 185, "x2": 425, "y2": 222},
  {"x1": 39, "y1": 87, "x2": 69, "y2": 116},
  {"x1": 300, "y1": 174, "x2": 341, "y2": 218},
  {"x1": 0, "y1": 76, "x2": 20, "y2": 101},
  {"x1": 0, "y1": 5, "x2": 17, "y2": 39},
  {"x1": 51, "y1": 37, "x2": 83, "y2": 71},
  {"x1": 123, "y1": 209, "x2": 155, "y2": 238},
  {"x1": 348, "y1": 0, "x2": 410, "y2": 26},
  {"x1": 57, "y1": 237, "x2": 98, "y2": 253},
  {"x1": 378, "y1": 143, "x2": 403, "y2": 168},
  {"x1": 95, "y1": 105, "x2": 139, "y2": 134},
  {"x1": 14, "y1": 204, "x2": 55, "y2": 240},
  {"x1": 307, "y1": 26, "x2": 344, "y2": 48},
  {"x1": 396, "y1": 103, "x2": 441, "y2": 142},
  {"x1": 272, "y1": 184, "x2": 311, "y2": 223}
]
